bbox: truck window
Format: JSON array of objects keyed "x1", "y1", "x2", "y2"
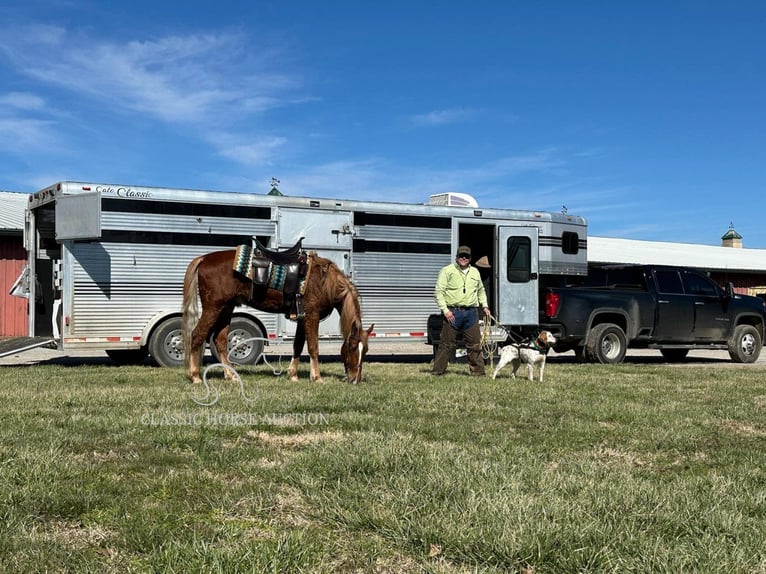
[
  {"x1": 586, "y1": 266, "x2": 644, "y2": 288},
  {"x1": 682, "y1": 272, "x2": 718, "y2": 296},
  {"x1": 654, "y1": 270, "x2": 684, "y2": 294},
  {"x1": 506, "y1": 236, "x2": 531, "y2": 282}
]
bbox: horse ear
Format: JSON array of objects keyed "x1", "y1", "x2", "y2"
[
  {"x1": 349, "y1": 322, "x2": 360, "y2": 339},
  {"x1": 366, "y1": 324, "x2": 375, "y2": 336}
]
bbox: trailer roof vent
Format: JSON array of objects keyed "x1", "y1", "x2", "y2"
[{"x1": 428, "y1": 192, "x2": 479, "y2": 208}]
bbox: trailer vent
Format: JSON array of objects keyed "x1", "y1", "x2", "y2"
[{"x1": 428, "y1": 193, "x2": 479, "y2": 208}]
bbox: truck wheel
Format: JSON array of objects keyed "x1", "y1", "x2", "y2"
[
  {"x1": 149, "y1": 317, "x2": 185, "y2": 368},
  {"x1": 660, "y1": 348, "x2": 689, "y2": 361},
  {"x1": 585, "y1": 323, "x2": 627, "y2": 364},
  {"x1": 209, "y1": 317, "x2": 266, "y2": 365},
  {"x1": 727, "y1": 325, "x2": 762, "y2": 363},
  {"x1": 106, "y1": 348, "x2": 149, "y2": 365}
]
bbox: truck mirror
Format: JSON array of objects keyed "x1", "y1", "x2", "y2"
[{"x1": 725, "y1": 282, "x2": 735, "y2": 299}]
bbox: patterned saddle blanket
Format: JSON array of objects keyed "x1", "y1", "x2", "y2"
[{"x1": 233, "y1": 240, "x2": 310, "y2": 317}]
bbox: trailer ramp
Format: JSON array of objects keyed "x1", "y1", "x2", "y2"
[{"x1": 0, "y1": 337, "x2": 56, "y2": 359}]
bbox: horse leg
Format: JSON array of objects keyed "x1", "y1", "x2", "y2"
[
  {"x1": 187, "y1": 305, "x2": 224, "y2": 384},
  {"x1": 212, "y1": 306, "x2": 237, "y2": 380},
  {"x1": 288, "y1": 320, "x2": 307, "y2": 382},
  {"x1": 303, "y1": 314, "x2": 323, "y2": 383}
]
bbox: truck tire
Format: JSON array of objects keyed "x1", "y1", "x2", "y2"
[
  {"x1": 727, "y1": 324, "x2": 762, "y2": 363},
  {"x1": 660, "y1": 348, "x2": 689, "y2": 361},
  {"x1": 209, "y1": 317, "x2": 266, "y2": 365},
  {"x1": 585, "y1": 323, "x2": 627, "y2": 364},
  {"x1": 149, "y1": 317, "x2": 185, "y2": 368}
]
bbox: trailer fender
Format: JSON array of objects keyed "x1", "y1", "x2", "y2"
[{"x1": 140, "y1": 311, "x2": 180, "y2": 347}]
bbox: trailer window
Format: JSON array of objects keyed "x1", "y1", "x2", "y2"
[
  {"x1": 562, "y1": 231, "x2": 579, "y2": 254},
  {"x1": 506, "y1": 236, "x2": 531, "y2": 283}
]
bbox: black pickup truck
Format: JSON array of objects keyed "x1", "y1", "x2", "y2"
[{"x1": 541, "y1": 265, "x2": 766, "y2": 363}]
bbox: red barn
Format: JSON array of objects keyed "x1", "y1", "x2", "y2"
[{"x1": 0, "y1": 191, "x2": 29, "y2": 337}]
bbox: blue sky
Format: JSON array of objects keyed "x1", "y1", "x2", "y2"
[{"x1": 1, "y1": 1, "x2": 764, "y2": 246}]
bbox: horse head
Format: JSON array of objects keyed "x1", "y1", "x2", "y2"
[{"x1": 341, "y1": 322, "x2": 374, "y2": 384}]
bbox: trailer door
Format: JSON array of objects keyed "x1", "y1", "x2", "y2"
[
  {"x1": 55, "y1": 191, "x2": 101, "y2": 240},
  {"x1": 277, "y1": 207, "x2": 354, "y2": 339},
  {"x1": 497, "y1": 226, "x2": 539, "y2": 326}
]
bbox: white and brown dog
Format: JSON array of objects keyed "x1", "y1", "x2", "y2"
[{"x1": 492, "y1": 331, "x2": 557, "y2": 382}]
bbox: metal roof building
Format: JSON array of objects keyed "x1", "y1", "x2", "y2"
[
  {"x1": 0, "y1": 191, "x2": 28, "y2": 233},
  {"x1": 589, "y1": 236, "x2": 766, "y2": 273}
]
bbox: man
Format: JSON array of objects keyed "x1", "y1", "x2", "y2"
[{"x1": 432, "y1": 245, "x2": 491, "y2": 376}]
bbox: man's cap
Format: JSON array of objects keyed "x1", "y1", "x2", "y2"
[
  {"x1": 475, "y1": 256, "x2": 490, "y2": 268},
  {"x1": 457, "y1": 245, "x2": 471, "y2": 257}
]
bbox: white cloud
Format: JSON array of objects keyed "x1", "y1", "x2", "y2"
[
  {"x1": 213, "y1": 134, "x2": 288, "y2": 165},
  {"x1": 0, "y1": 117, "x2": 56, "y2": 152},
  {"x1": 0, "y1": 24, "x2": 301, "y2": 127},
  {"x1": 410, "y1": 107, "x2": 476, "y2": 127},
  {"x1": 0, "y1": 91, "x2": 45, "y2": 111}
]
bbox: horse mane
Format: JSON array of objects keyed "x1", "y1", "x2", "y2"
[{"x1": 308, "y1": 253, "x2": 362, "y2": 338}]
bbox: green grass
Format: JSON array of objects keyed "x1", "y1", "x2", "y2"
[{"x1": 1, "y1": 358, "x2": 766, "y2": 572}]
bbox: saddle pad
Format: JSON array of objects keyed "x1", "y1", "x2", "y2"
[
  {"x1": 233, "y1": 244, "x2": 293, "y2": 292},
  {"x1": 233, "y1": 244, "x2": 255, "y2": 280}
]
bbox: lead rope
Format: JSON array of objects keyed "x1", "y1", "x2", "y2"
[{"x1": 480, "y1": 313, "x2": 501, "y2": 371}]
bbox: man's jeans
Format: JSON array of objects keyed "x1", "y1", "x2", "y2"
[{"x1": 432, "y1": 308, "x2": 485, "y2": 375}]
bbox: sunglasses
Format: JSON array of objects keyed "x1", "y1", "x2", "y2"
[{"x1": 457, "y1": 255, "x2": 470, "y2": 259}]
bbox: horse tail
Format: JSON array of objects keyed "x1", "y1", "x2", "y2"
[{"x1": 182, "y1": 255, "x2": 204, "y2": 371}]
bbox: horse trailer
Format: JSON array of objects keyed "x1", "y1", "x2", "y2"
[{"x1": 18, "y1": 181, "x2": 587, "y2": 366}]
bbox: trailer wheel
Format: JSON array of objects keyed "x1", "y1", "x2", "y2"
[
  {"x1": 106, "y1": 348, "x2": 149, "y2": 365},
  {"x1": 585, "y1": 323, "x2": 627, "y2": 364},
  {"x1": 149, "y1": 317, "x2": 185, "y2": 368},
  {"x1": 727, "y1": 324, "x2": 761, "y2": 363},
  {"x1": 209, "y1": 317, "x2": 266, "y2": 366}
]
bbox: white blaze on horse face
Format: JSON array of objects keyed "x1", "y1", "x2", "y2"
[{"x1": 351, "y1": 344, "x2": 363, "y2": 383}]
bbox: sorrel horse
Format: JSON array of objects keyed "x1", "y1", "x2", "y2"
[{"x1": 181, "y1": 249, "x2": 373, "y2": 384}]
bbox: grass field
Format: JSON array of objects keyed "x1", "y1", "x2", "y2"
[{"x1": 1, "y1": 356, "x2": 766, "y2": 573}]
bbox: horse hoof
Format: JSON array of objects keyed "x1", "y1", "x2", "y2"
[{"x1": 190, "y1": 377, "x2": 203, "y2": 385}]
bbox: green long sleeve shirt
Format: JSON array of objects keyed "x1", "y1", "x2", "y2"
[{"x1": 434, "y1": 263, "x2": 488, "y2": 314}]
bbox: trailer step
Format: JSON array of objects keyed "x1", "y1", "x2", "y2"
[{"x1": 0, "y1": 337, "x2": 57, "y2": 359}]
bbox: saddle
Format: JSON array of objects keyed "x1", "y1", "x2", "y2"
[
  {"x1": 253, "y1": 237, "x2": 305, "y2": 265},
  {"x1": 239, "y1": 237, "x2": 309, "y2": 319}
]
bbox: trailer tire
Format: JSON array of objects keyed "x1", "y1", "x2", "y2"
[
  {"x1": 209, "y1": 317, "x2": 265, "y2": 366},
  {"x1": 106, "y1": 348, "x2": 149, "y2": 365},
  {"x1": 727, "y1": 324, "x2": 761, "y2": 363},
  {"x1": 149, "y1": 317, "x2": 185, "y2": 368},
  {"x1": 585, "y1": 323, "x2": 627, "y2": 364}
]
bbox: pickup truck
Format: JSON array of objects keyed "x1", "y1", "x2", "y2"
[{"x1": 541, "y1": 265, "x2": 766, "y2": 363}]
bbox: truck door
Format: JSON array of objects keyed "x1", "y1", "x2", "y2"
[
  {"x1": 681, "y1": 270, "x2": 730, "y2": 341},
  {"x1": 497, "y1": 227, "x2": 539, "y2": 327},
  {"x1": 653, "y1": 269, "x2": 694, "y2": 340}
]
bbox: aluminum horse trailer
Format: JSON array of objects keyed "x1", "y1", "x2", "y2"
[{"x1": 20, "y1": 182, "x2": 587, "y2": 366}]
